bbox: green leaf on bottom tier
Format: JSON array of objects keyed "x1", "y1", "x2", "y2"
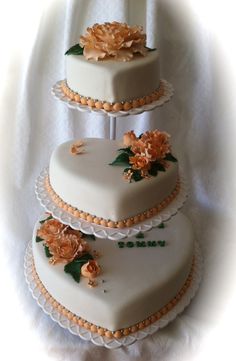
[
  {"x1": 44, "y1": 245, "x2": 52, "y2": 258},
  {"x1": 164, "y1": 153, "x2": 178, "y2": 162},
  {"x1": 36, "y1": 236, "x2": 44, "y2": 243},
  {"x1": 39, "y1": 215, "x2": 53, "y2": 224},
  {"x1": 64, "y1": 253, "x2": 94, "y2": 283},
  {"x1": 65, "y1": 43, "x2": 84, "y2": 56}
]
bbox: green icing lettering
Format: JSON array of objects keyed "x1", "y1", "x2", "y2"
[
  {"x1": 117, "y1": 239, "x2": 166, "y2": 248},
  {"x1": 136, "y1": 241, "x2": 147, "y2": 247},
  {"x1": 135, "y1": 232, "x2": 145, "y2": 239},
  {"x1": 127, "y1": 241, "x2": 134, "y2": 248},
  {"x1": 147, "y1": 241, "x2": 157, "y2": 247},
  {"x1": 118, "y1": 241, "x2": 125, "y2": 248}
]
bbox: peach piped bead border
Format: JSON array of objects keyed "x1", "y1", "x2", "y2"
[
  {"x1": 61, "y1": 80, "x2": 165, "y2": 111},
  {"x1": 44, "y1": 176, "x2": 181, "y2": 228},
  {"x1": 31, "y1": 258, "x2": 194, "y2": 339}
]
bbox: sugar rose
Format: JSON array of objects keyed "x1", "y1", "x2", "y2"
[
  {"x1": 123, "y1": 130, "x2": 137, "y2": 147},
  {"x1": 81, "y1": 260, "x2": 101, "y2": 278},
  {"x1": 37, "y1": 219, "x2": 65, "y2": 240},
  {"x1": 47, "y1": 233, "x2": 90, "y2": 265},
  {"x1": 80, "y1": 22, "x2": 147, "y2": 61}
]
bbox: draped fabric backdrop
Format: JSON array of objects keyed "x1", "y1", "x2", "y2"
[{"x1": 1, "y1": 0, "x2": 236, "y2": 360}]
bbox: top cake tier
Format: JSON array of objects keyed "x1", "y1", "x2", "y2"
[{"x1": 62, "y1": 22, "x2": 162, "y2": 110}]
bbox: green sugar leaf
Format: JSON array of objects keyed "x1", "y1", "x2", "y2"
[
  {"x1": 131, "y1": 169, "x2": 143, "y2": 182},
  {"x1": 155, "y1": 163, "x2": 166, "y2": 172},
  {"x1": 36, "y1": 236, "x2": 44, "y2": 243},
  {"x1": 84, "y1": 234, "x2": 96, "y2": 241},
  {"x1": 148, "y1": 166, "x2": 158, "y2": 177},
  {"x1": 165, "y1": 153, "x2": 178, "y2": 162},
  {"x1": 39, "y1": 215, "x2": 53, "y2": 224},
  {"x1": 44, "y1": 245, "x2": 52, "y2": 258},
  {"x1": 157, "y1": 222, "x2": 165, "y2": 229},
  {"x1": 64, "y1": 253, "x2": 94, "y2": 283},
  {"x1": 149, "y1": 162, "x2": 166, "y2": 177},
  {"x1": 109, "y1": 152, "x2": 130, "y2": 166},
  {"x1": 136, "y1": 232, "x2": 145, "y2": 239},
  {"x1": 65, "y1": 43, "x2": 84, "y2": 56},
  {"x1": 117, "y1": 147, "x2": 134, "y2": 156}
]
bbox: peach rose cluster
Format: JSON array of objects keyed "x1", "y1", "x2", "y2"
[
  {"x1": 37, "y1": 219, "x2": 90, "y2": 265},
  {"x1": 123, "y1": 130, "x2": 171, "y2": 179},
  {"x1": 80, "y1": 21, "x2": 147, "y2": 61}
]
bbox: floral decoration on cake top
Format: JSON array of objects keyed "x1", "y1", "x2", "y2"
[
  {"x1": 110, "y1": 130, "x2": 177, "y2": 182},
  {"x1": 36, "y1": 215, "x2": 101, "y2": 285},
  {"x1": 65, "y1": 21, "x2": 155, "y2": 61},
  {"x1": 70, "y1": 140, "x2": 85, "y2": 155}
]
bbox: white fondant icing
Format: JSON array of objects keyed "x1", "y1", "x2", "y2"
[
  {"x1": 49, "y1": 138, "x2": 179, "y2": 222},
  {"x1": 32, "y1": 213, "x2": 194, "y2": 331},
  {"x1": 66, "y1": 51, "x2": 160, "y2": 103}
]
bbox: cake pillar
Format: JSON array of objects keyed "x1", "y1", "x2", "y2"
[{"x1": 109, "y1": 116, "x2": 117, "y2": 140}]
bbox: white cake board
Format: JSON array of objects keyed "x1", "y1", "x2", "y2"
[
  {"x1": 35, "y1": 167, "x2": 188, "y2": 240},
  {"x1": 24, "y1": 229, "x2": 202, "y2": 349}
]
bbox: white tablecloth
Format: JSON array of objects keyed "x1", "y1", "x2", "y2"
[{"x1": 1, "y1": 0, "x2": 236, "y2": 360}]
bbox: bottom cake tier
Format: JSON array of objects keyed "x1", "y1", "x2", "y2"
[{"x1": 29, "y1": 212, "x2": 198, "y2": 340}]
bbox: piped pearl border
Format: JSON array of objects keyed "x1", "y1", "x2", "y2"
[
  {"x1": 61, "y1": 80, "x2": 165, "y2": 111},
  {"x1": 30, "y1": 257, "x2": 194, "y2": 339},
  {"x1": 44, "y1": 176, "x2": 180, "y2": 229}
]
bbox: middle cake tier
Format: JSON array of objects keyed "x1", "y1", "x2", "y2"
[{"x1": 48, "y1": 134, "x2": 179, "y2": 228}]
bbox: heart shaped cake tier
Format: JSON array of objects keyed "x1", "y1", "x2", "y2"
[
  {"x1": 48, "y1": 137, "x2": 179, "y2": 228},
  {"x1": 32, "y1": 212, "x2": 194, "y2": 334},
  {"x1": 63, "y1": 22, "x2": 161, "y2": 111}
]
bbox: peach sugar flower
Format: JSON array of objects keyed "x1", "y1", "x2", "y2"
[
  {"x1": 123, "y1": 130, "x2": 137, "y2": 147},
  {"x1": 37, "y1": 219, "x2": 90, "y2": 265},
  {"x1": 81, "y1": 260, "x2": 101, "y2": 279},
  {"x1": 80, "y1": 22, "x2": 147, "y2": 61},
  {"x1": 129, "y1": 155, "x2": 150, "y2": 174},
  {"x1": 70, "y1": 140, "x2": 84, "y2": 155},
  {"x1": 37, "y1": 219, "x2": 65, "y2": 240},
  {"x1": 122, "y1": 129, "x2": 172, "y2": 179}
]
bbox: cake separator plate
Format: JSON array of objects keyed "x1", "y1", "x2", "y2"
[
  {"x1": 24, "y1": 235, "x2": 202, "y2": 349},
  {"x1": 51, "y1": 79, "x2": 174, "y2": 118},
  {"x1": 35, "y1": 168, "x2": 188, "y2": 241}
]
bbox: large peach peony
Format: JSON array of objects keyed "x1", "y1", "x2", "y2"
[
  {"x1": 131, "y1": 130, "x2": 171, "y2": 162},
  {"x1": 80, "y1": 22, "x2": 147, "y2": 61}
]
